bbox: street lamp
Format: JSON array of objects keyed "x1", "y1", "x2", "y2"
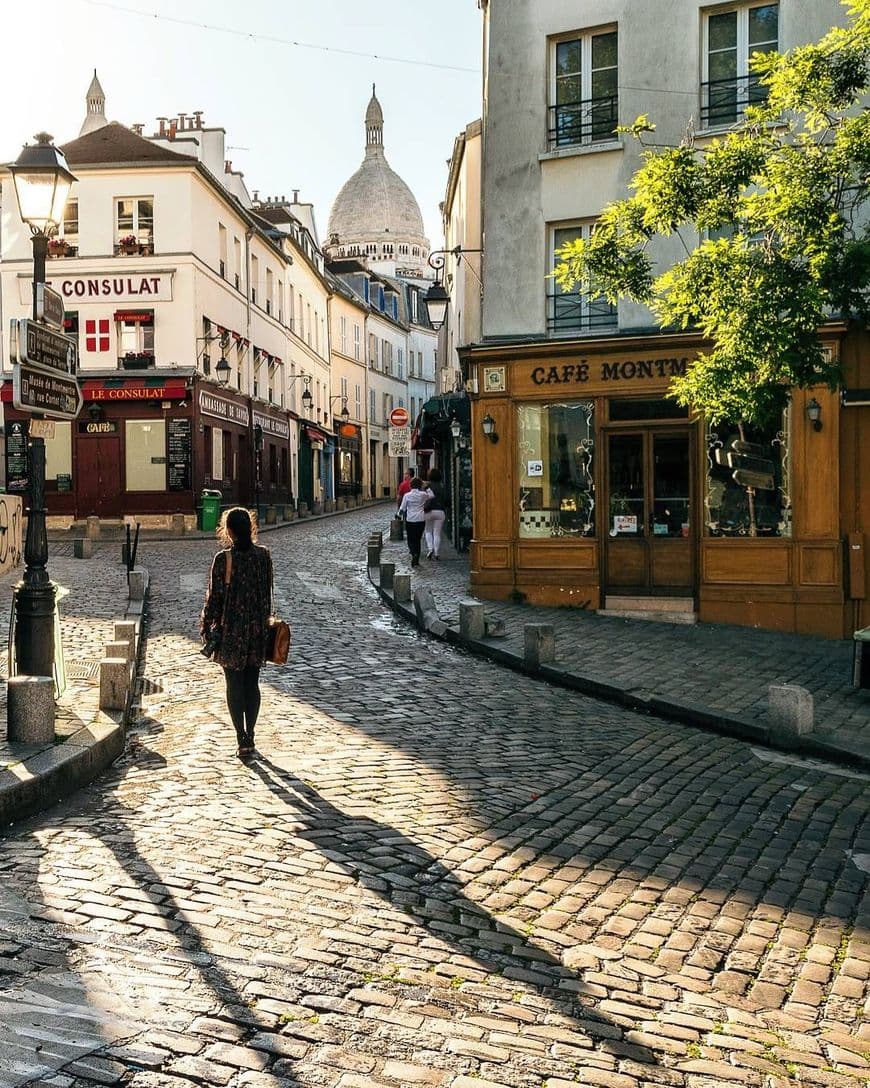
[
  {"x1": 330, "y1": 395, "x2": 350, "y2": 422},
  {"x1": 214, "y1": 354, "x2": 232, "y2": 385},
  {"x1": 9, "y1": 133, "x2": 76, "y2": 679},
  {"x1": 289, "y1": 373, "x2": 313, "y2": 413},
  {"x1": 253, "y1": 422, "x2": 264, "y2": 515},
  {"x1": 424, "y1": 246, "x2": 483, "y2": 331}
]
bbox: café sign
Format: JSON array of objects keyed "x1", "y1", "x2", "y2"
[{"x1": 530, "y1": 356, "x2": 689, "y2": 386}]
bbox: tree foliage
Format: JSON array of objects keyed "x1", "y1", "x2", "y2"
[{"x1": 553, "y1": 0, "x2": 870, "y2": 424}]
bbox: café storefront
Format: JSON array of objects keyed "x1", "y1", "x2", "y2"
[{"x1": 461, "y1": 328, "x2": 870, "y2": 638}]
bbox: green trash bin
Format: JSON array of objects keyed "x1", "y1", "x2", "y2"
[
  {"x1": 200, "y1": 490, "x2": 222, "y2": 533},
  {"x1": 853, "y1": 626, "x2": 870, "y2": 689}
]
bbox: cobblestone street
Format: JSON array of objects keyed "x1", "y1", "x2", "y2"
[{"x1": 0, "y1": 507, "x2": 868, "y2": 1088}]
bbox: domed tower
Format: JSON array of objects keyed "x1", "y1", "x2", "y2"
[
  {"x1": 326, "y1": 86, "x2": 430, "y2": 277},
  {"x1": 80, "y1": 70, "x2": 108, "y2": 136}
]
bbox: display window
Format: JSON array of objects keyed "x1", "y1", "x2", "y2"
[
  {"x1": 517, "y1": 402, "x2": 595, "y2": 537},
  {"x1": 126, "y1": 419, "x2": 166, "y2": 491}
]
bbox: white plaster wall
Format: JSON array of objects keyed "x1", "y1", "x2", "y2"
[{"x1": 482, "y1": 0, "x2": 850, "y2": 339}]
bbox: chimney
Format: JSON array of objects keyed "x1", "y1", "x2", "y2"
[
  {"x1": 193, "y1": 110, "x2": 203, "y2": 128},
  {"x1": 168, "y1": 120, "x2": 177, "y2": 138},
  {"x1": 178, "y1": 112, "x2": 187, "y2": 131},
  {"x1": 292, "y1": 190, "x2": 299, "y2": 203},
  {"x1": 157, "y1": 117, "x2": 168, "y2": 136},
  {"x1": 131, "y1": 123, "x2": 144, "y2": 136},
  {"x1": 253, "y1": 190, "x2": 259, "y2": 202},
  {"x1": 225, "y1": 160, "x2": 232, "y2": 173}
]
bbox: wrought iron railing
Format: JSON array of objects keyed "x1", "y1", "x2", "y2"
[
  {"x1": 119, "y1": 353, "x2": 155, "y2": 370},
  {"x1": 700, "y1": 73, "x2": 769, "y2": 127},
  {"x1": 546, "y1": 293, "x2": 617, "y2": 336},
  {"x1": 547, "y1": 95, "x2": 618, "y2": 149}
]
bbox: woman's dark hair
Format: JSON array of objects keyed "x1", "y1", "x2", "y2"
[
  {"x1": 217, "y1": 506, "x2": 259, "y2": 550},
  {"x1": 411, "y1": 477, "x2": 424, "y2": 489},
  {"x1": 427, "y1": 467, "x2": 443, "y2": 484}
]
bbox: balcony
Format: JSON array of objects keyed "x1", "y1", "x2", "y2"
[
  {"x1": 700, "y1": 73, "x2": 769, "y2": 128},
  {"x1": 547, "y1": 293, "x2": 617, "y2": 337},
  {"x1": 113, "y1": 238, "x2": 154, "y2": 257},
  {"x1": 547, "y1": 95, "x2": 618, "y2": 150},
  {"x1": 119, "y1": 352, "x2": 155, "y2": 370}
]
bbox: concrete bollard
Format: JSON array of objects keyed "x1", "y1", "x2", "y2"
[
  {"x1": 367, "y1": 543, "x2": 382, "y2": 569},
  {"x1": 459, "y1": 600, "x2": 487, "y2": 641},
  {"x1": 297, "y1": 502, "x2": 309, "y2": 518},
  {"x1": 265, "y1": 505, "x2": 277, "y2": 525},
  {"x1": 389, "y1": 517, "x2": 404, "y2": 542},
  {"x1": 379, "y1": 562, "x2": 395, "y2": 590},
  {"x1": 768, "y1": 684, "x2": 814, "y2": 747},
  {"x1": 73, "y1": 538, "x2": 93, "y2": 559},
  {"x1": 6, "y1": 676, "x2": 55, "y2": 744},
  {"x1": 524, "y1": 623, "x2": 556, "y2": 667},
  {"x1": 393, "y1": 573, "x2": 412, "y2": 603},
  {"x1": 86, "y1": 516, "x2": 100, "y2": 541},
  {"x1": 100, "y1": 657, "x2": 130, "y2": 711},
  {"x1": 114, "y1": 621, "x2": 137, "y2": 663},
  {"x1": 106, "y1": 640, "x2": 132, "y2": 671},
  {"x1": 371, "y1": 531, "x2": 383, "y2": 547},
  {"x1": 324, "y1": 499, "x2": 335, "y2": 513},
  {"x1": 128, "y1": 568, "x2": 149, "y2": 601},
  {"x1": 171, "y1": 513, "x2": 186, "y2": 535}
]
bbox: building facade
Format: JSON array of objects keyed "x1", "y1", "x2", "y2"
[{"x1": 463, "y1": 0, "x2": 869, "y2": 638}]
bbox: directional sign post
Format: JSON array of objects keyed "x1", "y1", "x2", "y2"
[
  {"x1": 13, "y1": 362, "x2": 83, "y2": 420},
  {"x1": 13, "y1": 318, "x2": 77, "y2": 376},
  {"x1": 35, "y1": 284, "x2": 65, "y2": 329}
]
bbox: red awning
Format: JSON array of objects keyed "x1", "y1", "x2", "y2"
[{"x1": 303, "y1": 424, "x2": 330, "y2": 443}]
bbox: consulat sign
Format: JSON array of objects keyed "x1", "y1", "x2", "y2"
[{"x1": 19, "y1": 271, "x2": 174, "y2": 305}]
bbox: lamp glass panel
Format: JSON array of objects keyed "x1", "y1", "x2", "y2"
[
  {"x1": 14, "y1": 173, "x2": 62, "y2": 230},
  {"x1": 48, "y1": 178, "x2": 72, "y2": 229}
]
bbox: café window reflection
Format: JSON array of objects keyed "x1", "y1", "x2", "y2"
[
  {"x1": 705, "y1": 410, "x2": 791, "y2": 537},
  {"x1": 517, "y1": 402, "x2": 594, "y2": 537}
]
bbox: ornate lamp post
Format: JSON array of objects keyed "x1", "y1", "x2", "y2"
[{"x1": 9, "y1": 134, "x2": 76, "y2": 679}]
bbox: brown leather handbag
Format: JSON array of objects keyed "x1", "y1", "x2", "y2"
[{"x1": 265, "y1": 617, "x2": 291, "y2": 665}]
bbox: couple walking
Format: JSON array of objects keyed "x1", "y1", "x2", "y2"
[{"x1": 398, "y1": 468, "x2": 446, "y2": 567}]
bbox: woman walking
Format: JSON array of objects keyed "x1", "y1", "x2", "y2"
[
  {"x1": 423, "y1": 467, "x2": 447, "y2": 560},
  {"x1": 398, "y1": 476, "x2": 428, "y2": 567},
  {"x1": 201, "y1": 507, "x2": 273, "y2": 757}
]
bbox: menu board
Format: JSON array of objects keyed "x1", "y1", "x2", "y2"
[
  {"x1": 168, "y1": 418, "x2": 192, "y2": 491},
  {"x1": 6, "y1": 421, "x2": 29, "y2": 492}
]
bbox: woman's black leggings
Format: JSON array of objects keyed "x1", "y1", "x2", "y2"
[{"x1": 223, "y1": 665, "x2": 261, "y2": 744}]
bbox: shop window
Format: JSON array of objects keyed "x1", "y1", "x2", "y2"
[
  {"x1": 549, "y1": 223, "x2": 617, "y2": 336},
  {"x1": 549, "y1": 28, "x2": 618, "y2": 148},
  {"x1": 517, "y1": 402, "x2": 595, "y2": 538},
  {"x1": 45, "y1": 422, "x2": 72, "y2": 485},
  {"x1": 702, "y1": 2, "x2": 778, "y2": 126},
  {"x1": 115, "y1": 197, "x2": 154, "y2": 252},
  {"x1": 609, "y1": 398, "x2": 688, "y2": 421},
  {"x1": 705, "y1": 410, "x2": 791, "y2": 537},
  {"x1": 126, "y1": 420, "x2": 166, "y2": 491},
  {"x1": 212, "y1": 427, "x2": 223, "y2": 481}
]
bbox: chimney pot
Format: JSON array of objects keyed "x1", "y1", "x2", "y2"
[
  {"x1": 168, "y1": 121, "x2": 177, "y2": 138},
  {"x1": 293, "y1": 190, "x2": 299, "y2": 203},
  {"x1": 157, "y1": 117, "x2": 167, "y2": 136},
  {"x1": 225, "y1": 160, "x2": 232, "y2": 172},
  {"x1": 178, "y1": 112, "x2": 187, "y2": 130},
  {"x1": 193, "y1": 110, "x2": 203, "y2": 128}
]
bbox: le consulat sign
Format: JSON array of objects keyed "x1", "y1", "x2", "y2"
[{"x1": 18, "y1": 271, "x2": 174, "y2": 305}]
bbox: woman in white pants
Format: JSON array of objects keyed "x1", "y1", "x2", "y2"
[{"x1": 423, "y1": 467, "x2": 447, "y2": 560}]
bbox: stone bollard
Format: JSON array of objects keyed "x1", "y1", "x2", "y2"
[
  {"x1": 768, "y1": 684, "x2": 813, "y2": 748},
  {"x1": 106, "y1": 640, "x2": 132, "y2": 672},
  {"x1": 413, "y1": 587, "x2": 446, "y2": 635},
  {"x1": 298, "y1": 502, "x2": 309, "y2": 518},
  {"x1": 524, "y1": 623, "x2": 556, "y2": 667},
  {"x1": 393, "y1": 573, "x2": 412, "y2": 603},
  {"x1": 459, "y1": 600, "x2": 487, "y2": 641},
  {"x1": 171, "y1": 513, "x2": 186, "y2": 535},
  {"x1": 128, "y1": 568, "x2": 149, "y2": 601},
  {"x1": 367, "y1": 543, "x2": 382, "y2": 569},
  {"x1": 86, "y1": 516, "x2": 100, "y2": 541},
  {"x1": 389, "y1": 517, "x2": 404, "y2": 542},
  {"x1": 73, "y1": 538, "x2": 93, "y2": 559},
  {"x1": 265, "y1": 505, "x2": 277, "y2": 525},
  {"x1": 7, "y1": 676, "x2": 54, "y2": 744},
  {"x1": 324, "y1": 499, "x2": 335, "y2": 513},
  {"x1": 370, "y1": 531, "x2": 383, "y2": 547},
  {"x1": 100, "y1": 658, "x2": 130, "y2": 711},
  {"x1": 379, "y1": 562, "x2": 395, "y2": 590},
  {"x1": 114, "y1": 621, "x2": 137, "y2": 664}
]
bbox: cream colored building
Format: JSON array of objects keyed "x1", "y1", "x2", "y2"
[{"x1": 327, "y1": 275, "x2": 370, "y2": 498}]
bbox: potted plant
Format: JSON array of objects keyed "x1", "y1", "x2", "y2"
[
  {"x1": 118, "y1": 234, "x2": 139, "y2": 254},
  {"x1": 48, "y1": 237, "x2": 69, "y2": 257}
]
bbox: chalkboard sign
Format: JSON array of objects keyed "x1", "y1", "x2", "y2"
[
  {"x1": 57, "y1": 473, "x2": 72, "y2": 492},
  {"x1": 168, "y1": 418, "x2": 192, "y2": 491},
  {"x1": 6, "y1": 421, "x2": 29, "y2": 492}
]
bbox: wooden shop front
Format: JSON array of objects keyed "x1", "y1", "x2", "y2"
[{"x1": 461, "y1": 328, "x2": 870, "y2": 638}]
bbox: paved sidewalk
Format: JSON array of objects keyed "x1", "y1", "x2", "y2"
[{"x1": 375, "y1": 530, "x2": 870, "y2": 768}]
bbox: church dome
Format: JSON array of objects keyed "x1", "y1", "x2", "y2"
[{"x1": 327, "y1": 87, "x2": 429, "y2": 275}]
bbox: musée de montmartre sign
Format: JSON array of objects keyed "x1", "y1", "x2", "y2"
[
  {"x1": 530, "y1": 356, "x2": 689, "y2": 385},
  {"x1": 19, "y1": 273, "x2": 173, "y2": 305}
]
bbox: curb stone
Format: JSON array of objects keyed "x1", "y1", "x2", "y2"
[{"x1": 371, "y1": 569, "x2": 870, "y2": 774}]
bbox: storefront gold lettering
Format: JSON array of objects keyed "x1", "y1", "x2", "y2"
[{"x1": 530, "y1": 357, "x2": 689, "y2": 384}]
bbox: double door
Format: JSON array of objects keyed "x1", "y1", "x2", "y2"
[
  {"x1": 77, "y1": 436, "x2": 122, "y2": 518},
  {"x1": 605, "y1": 429, "x2": 694, "y2": 595}
]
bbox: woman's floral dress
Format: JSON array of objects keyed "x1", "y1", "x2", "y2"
[{"x1": 200, "y1": 545, "x2": 273, "y2": 669}]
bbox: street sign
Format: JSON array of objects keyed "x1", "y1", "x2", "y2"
[
  {"x1": 389, "y1": 406, "x2": 409, "y2": 427},
  {"x1": 35, "y1": 283, "x2": 65, "y2": 329},
  {"x1": 13, "y1": 318, "x2": 77, "y2": 376},
  {"x1": 29, "y1": 419, "x2": 56, "y2": 440},
  {"x1": 388, "y1": 425, "x2": 411, "y2": 458},
  {"x1": 732, "y1": 468, "x2": 775, "y2": 490},
  {"x1": 13, "y1": 362, "x2": 83, "y2": 420}
]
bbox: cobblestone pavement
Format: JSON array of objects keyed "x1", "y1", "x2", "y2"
[
  {"x1": 376, "y1": 535, "x2": 868, "y2": 751},
  {"x1": 0, "y1": 506, "x2": 868, "y2": 1088}
]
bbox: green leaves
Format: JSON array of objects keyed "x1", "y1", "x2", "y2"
[{"x1": 552, "y1": 0, "x2": 867, "y2": 424}]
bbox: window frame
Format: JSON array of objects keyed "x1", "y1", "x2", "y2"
[
  {"x1": 701, "y1": 1, "x2": 779, "y2": 128},
  {"x1": 547, "y1": 220, "x2": 617, "y2": 337},
  {"x1": 548, "y1": 26, "x2": 619, "y2": 150}
]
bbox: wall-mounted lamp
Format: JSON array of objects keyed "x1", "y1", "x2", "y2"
[
  {"x1": 330, "y1": 394, "x2": 350, "y2": 422},
  {"x1": 481, "y1": 413, "x2": 499, "y2": 443},
  {"x1": 289, "y1": 373, "x2": 314, "y2": 412},
  {"x1": 214, "y1": 354, "x2": 232, "y2": 386},
  {"x1": 806, "y1": 397, "x2": 822, "y2": 432},
  {"x1": 449, "y1": 417, "x2": 462, "y2": 440},
  {"x1": 87, "y1": 402, "x2": 104, "y2": 423}
]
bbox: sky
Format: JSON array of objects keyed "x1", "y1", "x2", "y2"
[{"x1": 0, "y1": 0, "x2": 483, "y2": 248}]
